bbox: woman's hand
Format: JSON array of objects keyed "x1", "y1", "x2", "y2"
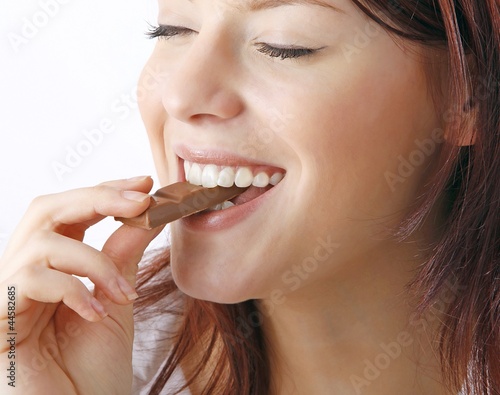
[{"x1": 0, "y1": 176, "x2": 161, "y2": 395}]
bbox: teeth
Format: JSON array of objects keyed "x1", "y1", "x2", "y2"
[
  {"x1": 202, "y1": 164, "x2": 219, "y2": 188},
  {"x1": 221, "y1": 201, "x2": 235, "y2": 209},
  {"x1": 235, "y1": 167, "x2": 254, "y2": 188},
  {"x1": 270, "y1": 173, "x2": 284, "y2": 186},
  {"x1": 183, "y1": 160, "x2": 285, "y2": 189},
  {"x1": 252, "y1": 172, "x2": 270, "y2": 187},
  {"x1": 184, "y1": 161, "x2": 191, "y2": 179},
  {"x1": 188, "y1": 163, "x2": 202, "y2": 186},
  {"x1": 217, "y1": 167, "x2": 235, "y2": 187},
  {"x1": 209, "y1": 200, "x2": 235, "y2": 211}
]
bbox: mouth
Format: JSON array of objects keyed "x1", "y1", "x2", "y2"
[{"x1": 181, "y1": 159, "x2": 285, "y2": 211}]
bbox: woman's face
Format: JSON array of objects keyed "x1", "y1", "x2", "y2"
[{"x1": 139, "y1": 0, "x2": 444, "y2": 303}]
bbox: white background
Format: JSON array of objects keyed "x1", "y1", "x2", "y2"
[{"x1": 0, "y1": 0, "x2": 163, "y2": 255}]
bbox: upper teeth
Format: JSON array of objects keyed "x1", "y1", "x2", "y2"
[{"x1": 184, "y1": 161, "x2": 284, "y2": 188}]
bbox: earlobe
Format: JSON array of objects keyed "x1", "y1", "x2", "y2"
[
  {"x1": 458, "y1": 99, "x2": 477, "y2": 146},
  {"x1": 444, "y1": 98, "x2": 477, "y2": 146}
]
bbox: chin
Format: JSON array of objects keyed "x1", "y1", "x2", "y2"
[{"x1": 170, "y1": 247, "x2": 258, "y2": 304}]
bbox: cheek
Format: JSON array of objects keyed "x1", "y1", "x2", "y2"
[{"x1": 277, "y1": 48, "x2": 439, "y2": 227}]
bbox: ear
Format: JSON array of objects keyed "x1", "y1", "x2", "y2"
[
  {"x1": 443, "y1": 97, "x2": 477, "y2": 147},
  {"x1": 443, "y1": 53, "x2": 478, "y2": 147},
  {"x1": 456, "y1": 99, "x2": 477, "y2": 146}
]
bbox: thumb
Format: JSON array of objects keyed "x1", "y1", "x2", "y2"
[{"x1": 101, "y1": 224, "x2": 165, "y2": 286}]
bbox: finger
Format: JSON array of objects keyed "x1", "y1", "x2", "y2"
[
  {"x1": 30, "y1": 178, "x2": 154, "y2": 227},
  {"x1": 102, "y1": 224, "x2": 165, "y2": 284},
  {"x1": 92, "y1": 225, "x2": 165, "y2": 322},
  {"x1": 97, "y1": 175, "x2": 154, "y2": 192},
  {"x1": 5, "y1": 179, "x2": 154, "y2": 253},
  {"x1": 64, "y1": 176, "x2": 155, "y2": 230},
  {"x1": 0, "y1": 266, "x2": 108, "y2": 322},
  {"x1": 2, "y1": 231, "x2": 139, "y2": 304}
]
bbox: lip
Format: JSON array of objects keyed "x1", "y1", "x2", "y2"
[
  {"x1": 180, "y1": 178, "x2": 283, "y2": 232},
  {"x1": 173, "y1": 144, "x2": 285, "y2": 170},
  {"x1": 172, "y1": 144, "x2": 286, "y2": 232}
]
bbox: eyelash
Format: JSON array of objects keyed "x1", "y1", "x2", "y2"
[
  {"x1": 255, "y1": 44, "x2": 316, "y2": 60},
  {"x1": 146, "y1": 24, "x2": 192, "y2": 39},
  {"x1": 147, "y1": 25, "x2": 319, "y2": 60}
]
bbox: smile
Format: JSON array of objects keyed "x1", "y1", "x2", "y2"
[
  {"x1": 183, "y1": 160, "x2": 285, "y2": 211},
  {"x1": 184, "y1": 160, "x2": 285, "y2": 189}
]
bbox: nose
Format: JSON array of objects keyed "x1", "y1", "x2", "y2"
[{"x1": 162, "y1": 31, "x2": 244, "y2": 123}]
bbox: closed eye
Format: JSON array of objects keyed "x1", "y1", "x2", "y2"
[
  {"x1": 146, "y1": 24, "x2": 195, "y2": 40},
  {"x1": 256, "y1": 43, "x2": 322, "y2": 60},
  {"x1": 146, "y1": 24, "x2": 322, "y2": 61}
]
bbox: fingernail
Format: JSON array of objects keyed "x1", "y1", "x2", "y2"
[
  {"x1": 91, "y1": 298, "x2": 108, "y2": 319},
  {"x1": 127, "y1": 175, "x2": 151, "y2": 182},
  {"x1": 117, "y1": 277, "x2": 139, "y2": 301},
  {"x1": 122, "y1": 190, "x2": 150, "y2": 203}
]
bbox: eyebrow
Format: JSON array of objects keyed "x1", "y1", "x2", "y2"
[
  {"x1": 246, "y1": 0, "x2": 344, "y2": 12},
  {"x1": 187, "y1": 0, "x2": 344, "y2": 13}
]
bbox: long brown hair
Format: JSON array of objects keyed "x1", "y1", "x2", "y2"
[{"x1": 134, "y1": 1, "x2": 500, "y2": 394}]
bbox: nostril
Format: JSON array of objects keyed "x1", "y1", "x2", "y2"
[{"x1": 162, "y1": 58, "x2": 244, "y2": 122}]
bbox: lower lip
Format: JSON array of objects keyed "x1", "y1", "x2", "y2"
[{"x1": 180, "y1": 182, "x2": 281, "y2": 232}]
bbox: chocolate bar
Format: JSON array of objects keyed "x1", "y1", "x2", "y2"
[{"x1": 115, "y1": 182, "x2": 246, "y2": 229}]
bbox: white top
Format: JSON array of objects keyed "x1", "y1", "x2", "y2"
[{"x1": 132, "y1": 296, "x2": 191, "y2": 395}]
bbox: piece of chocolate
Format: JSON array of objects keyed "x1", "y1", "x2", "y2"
[{"x1": 115, "y1": 182, "x2": 246, "y2": 230}]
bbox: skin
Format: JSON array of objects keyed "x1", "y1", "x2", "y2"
[
  {"x1": 142, "y1": 0, "x2": 441, "y2": 303},
  {"x1": 0, "y1": 178, "x2": 158, "y2": 394},
  {"x1": 141, "y1": 1, "x2": 454, "y2": 394},
  {"x1": 0, "y1": 0, "x2": 460, "y2": 394}
]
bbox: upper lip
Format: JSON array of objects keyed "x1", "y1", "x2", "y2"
[{"x1": 173, "y1": 144, "x2": 285, "y2": 170}]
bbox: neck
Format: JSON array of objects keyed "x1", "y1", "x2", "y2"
[{"x1": 258, "y1": 238, "x2": 452, "y2": 395}]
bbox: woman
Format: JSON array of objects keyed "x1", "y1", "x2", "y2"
[{"x1": 0, "y1": 0, "x2": 498, "y2": 394}]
